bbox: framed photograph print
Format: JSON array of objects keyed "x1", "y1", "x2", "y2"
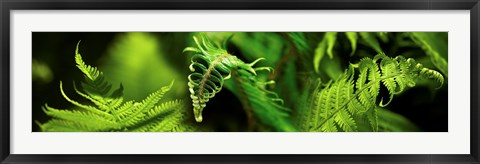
[{"x1": 1, "y1": 0, "x2": 479, "y2": 163}]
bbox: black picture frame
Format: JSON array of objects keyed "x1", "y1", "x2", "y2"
[{"x1": 1, "y1": 0, "x2": 479, "y2": 163}]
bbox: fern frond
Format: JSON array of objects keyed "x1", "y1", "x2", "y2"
[
  {"x1": 39, "y1": 42, "x2": 188, "y2": 132},
  {"x1": 365, "y1": 107, "x2": 379, "y2": 132},
  {"x1": 74, "y1": 41, "x2": 99, "y2": 81},
  {"x1": 72, "y1": 82, "x2": 123, "y2": 112},
  {"x1": 147, "y1": 111, "x2": 183, "y2": 132},
  {"x1": 313, "y1": 81, "x2": 330, "y2": 129},
  {"x1": 359, "y1": 32, "x2": 383, "y2": 53},
  {"x1": 120, "y1": 81, "x2": 175, "y2": 126},
  {"x1": 40, "y1": 119, "x2": 95, "y2": 132},
  {"x1": 59, "y1": 81, "x2": 113, "y2": 119},
  {"x1": 334, "y1": 110, "x2": 357, "y2": 132},
  {"x1": 112, "y1": 100, "x2": 135, "y2": 119},
  {"x1": 184, "y1": 34, "x2": 266, "y2": 123},
  {"x1": 129, "y1": 100, "x2": 185, "y2": 131},
  {"x1": 113, "y1": 82, "x2": 178, "y2": 129},
  {"x1": 409, "y1": 32, "x2": 448, "y2": 77},
  {"x1": 42, "y1": 105, "x2": 119, "y2": 131},
  {"x1": 75, "y1": 41, "x2": 111, "y2": 98},
  {"x1": 131, "y1": 109, "x2": 183, "y2": 132},
  {"x1": 313, "y1": 32, "x2": 337, "y2": 72},
  {"x1": 145, "y1": 100, "x2": 184, "y2": 121},
  {"x1": 300, "y1": 53, "x2": 444, "y2": 132},
  {"x1": 320, "y1": 119, "x2": 338, "y2": 132},
  {"x1": 345, "y1": 32, "x2": 358, "y2": 56},
  {"x1": 43, "y1": 104, "x2": 116, "y2": 125},
  {"x1": 185, "y1": 34, "x2": 296, "y2": 131}
]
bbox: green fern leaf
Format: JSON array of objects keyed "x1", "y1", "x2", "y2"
[
  {"x1": 131, "y1": 101, "x2": 184, "y2": 132},
  {"x1": 120, "y1": 81, "x2": 175, "y2": 126},
  {"x1": 42, "y1": 105, "x2": 119, "y2": 131},
  {"x1": 345, "y1": 32, "x2": 358, "y2": 56},
  {"x1": 313, "y1": 32, "x2": 337, "y2": 72},
  {"x1": 359, "y1": 32, "x2": 383, "y2": 53},
  {"x1": 299, "y1": 53, "x2": 444, "y2": 132},
  {"x1": 365, "y1": 107, "x2": 379, "y2": 132},
  {"x1": 75, "y1": 42, "x2": 112, "y2": 99},
  {"x1": 39, "y1": 119, "x2": 94, "y2": 132},
  {"x1": 334, "y1": 110, "x2": 357, "y2": 132},
  {"x1": 39, "y1": 41, "x2": 187, "y2": 132},
  {"x1": 145, "y1": 100, "x2": 183, "y2": 121}
]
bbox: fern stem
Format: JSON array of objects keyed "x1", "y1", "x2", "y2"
[
  {"x1": 314, "y1": 73, "x2": 402, "y2": 131},
  {"x1": 198, "y1": 53, "x2": 230, "y2": 105}
]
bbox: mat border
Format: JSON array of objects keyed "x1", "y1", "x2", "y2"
[{"x1": 1, "y1": 0, "x2": 479, "y2": 163}]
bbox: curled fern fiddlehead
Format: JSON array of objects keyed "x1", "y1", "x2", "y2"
[{"x1": 184, "y1": 34, "x2": 269, "y2": 122}]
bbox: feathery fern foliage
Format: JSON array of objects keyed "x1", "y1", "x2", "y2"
[
  {"x1": 38, "y1": 42, "x2": 185, "y2": 132},
  {"x1": 298, "y1": 53, "x2": 444, "y2": 132}
]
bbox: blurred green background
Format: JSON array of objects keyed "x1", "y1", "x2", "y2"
[{"x1": 32, "y1": 32, "x2": 448, "y2": 132}]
